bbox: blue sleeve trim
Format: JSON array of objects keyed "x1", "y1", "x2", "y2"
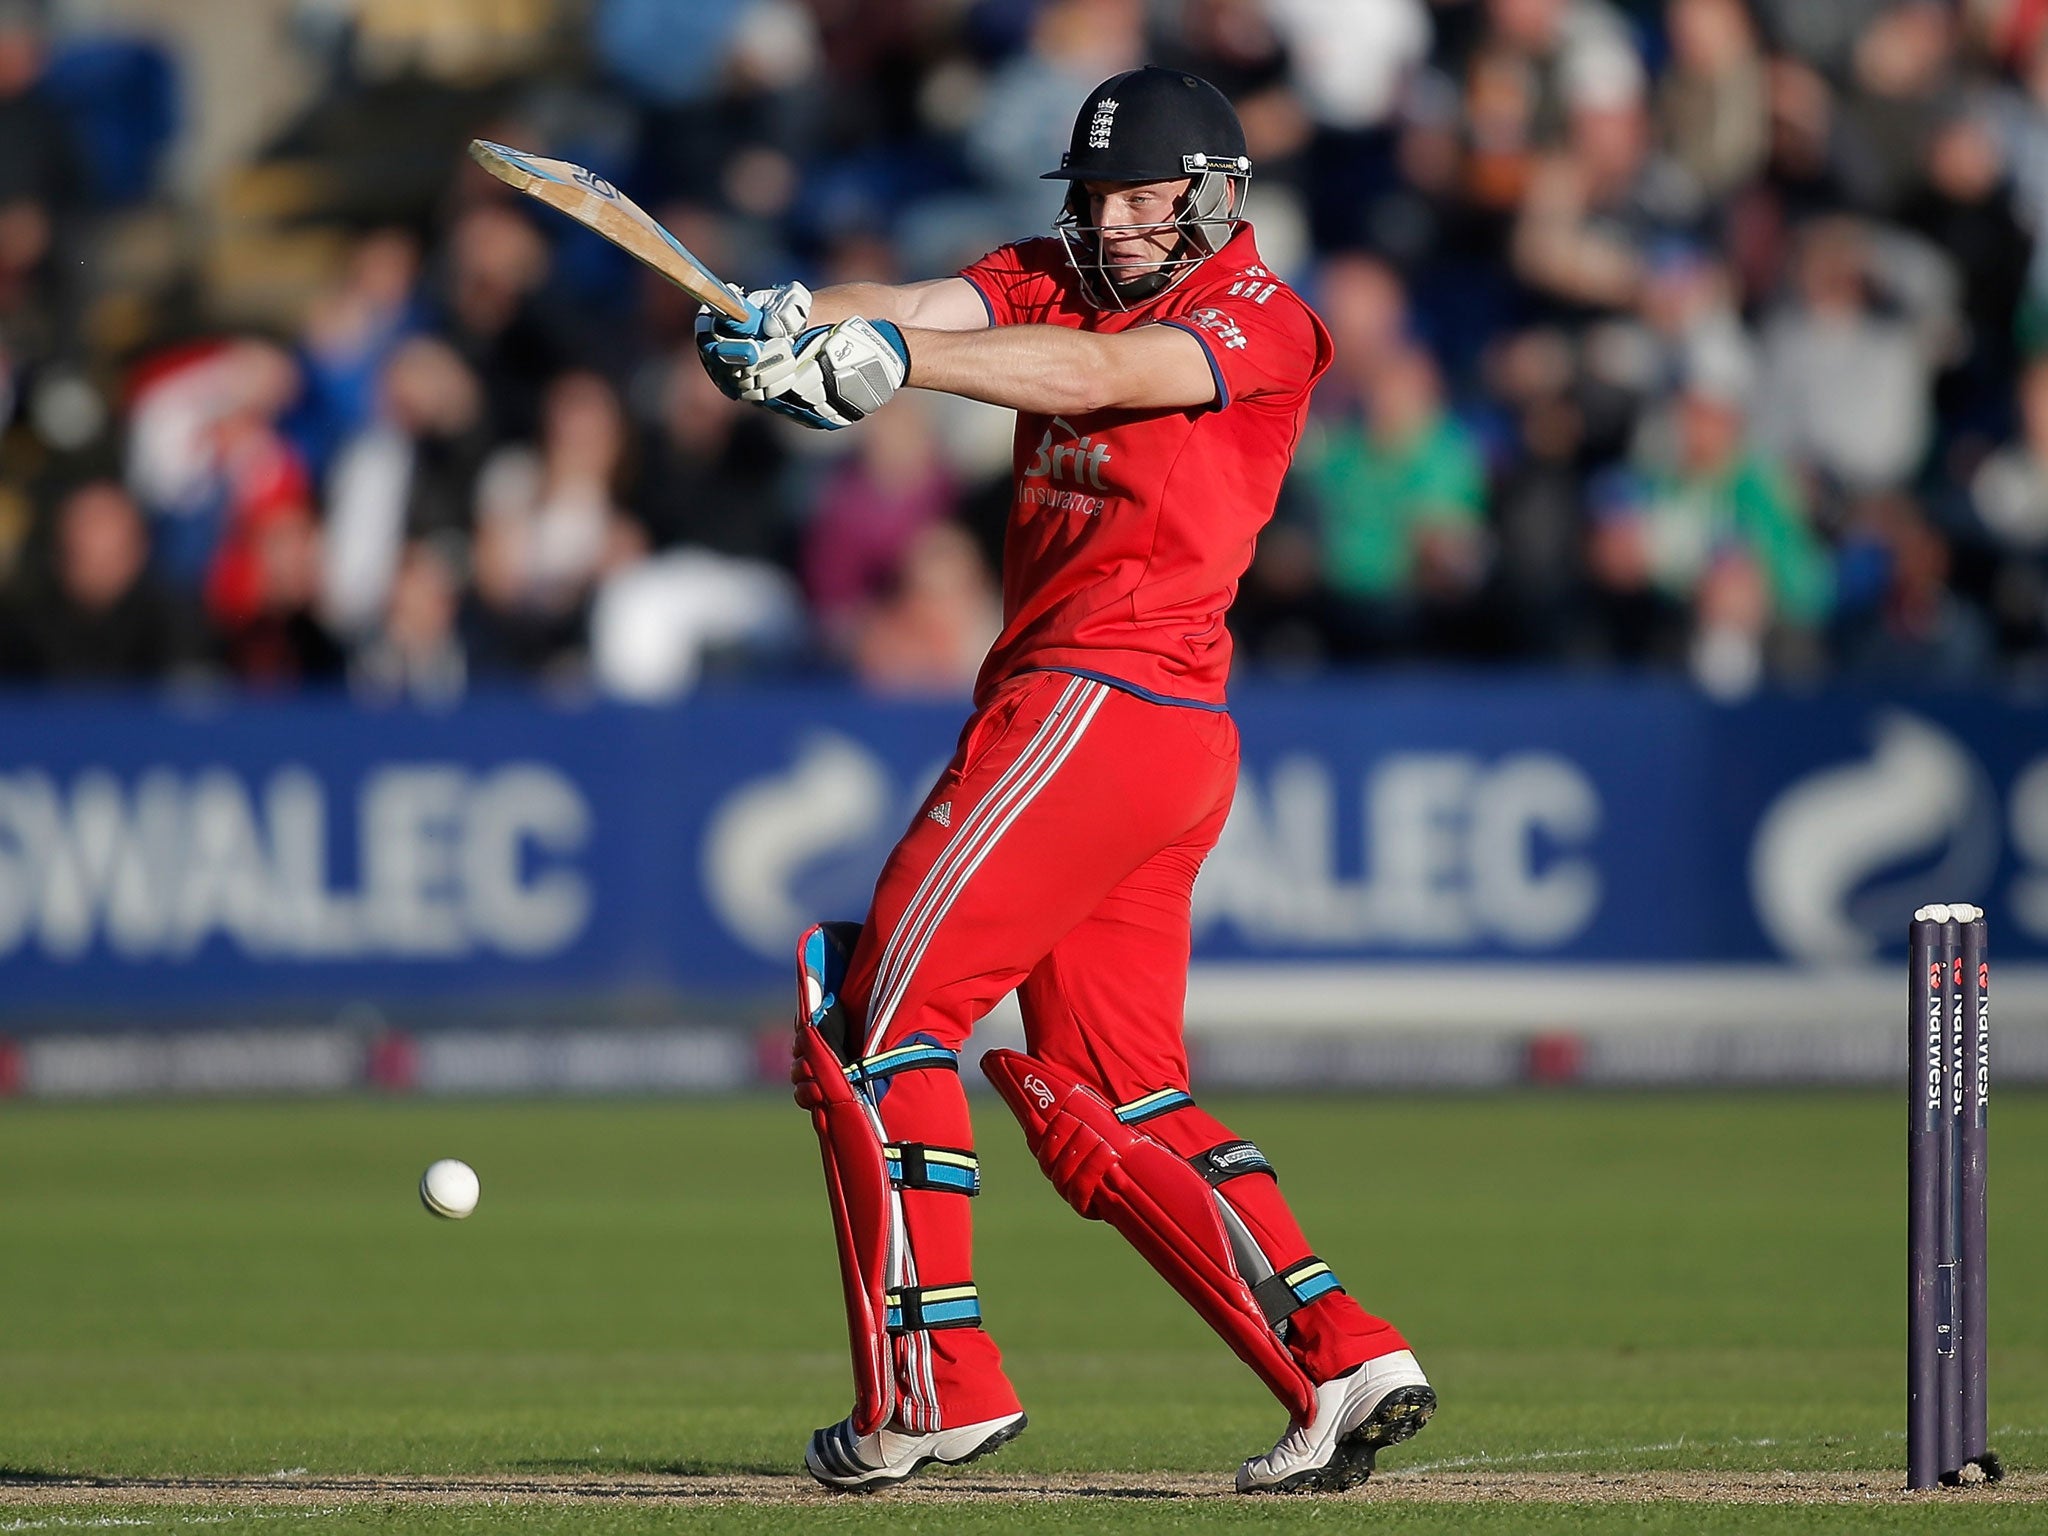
[
  {"x1": 1038, "y1": 666, "x2": 1230, "y2": 713},
  {"x1": 961, "y1": 273, "x2": 999, "y2": 328},
  {"x1": 1159, "y1": 320, "x2": 1230, "y2": 412}
]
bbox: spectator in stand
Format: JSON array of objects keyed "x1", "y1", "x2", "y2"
[
  {"x1": 1477, "y1": 0, "x2": 1644, "y2": 153},
  {"x1": 848, "y1": 521, "x2": 1002, "y2": 696},
  {"x1": 1605, "y1": 344, "x2": 1832, "y2": 691},
  {"x1": 588, "y1": 541, "x2": 805, "y2": 700},
  {"x1": 1833, "y1": 0, "x2": 1960, "y2": 218},
  {"x1": 321, "y1": 336, "x2": 489, "y2": 643},
  {"x1": 594, "y1": 0, "x2": 822, "y2": 212},
  {"x1": 0, "y1": 479, "x2": 203, "y2": 683},
  {"x1": 1513, "y1": 35, "x2": 1700, "y2": 318},
  {"x1": 1635, "y1": 241, "x2": 1753, "y2": 406},
  {"x1": 1835, "y1": 491, "x2": 1993, "y2": 683},
  {"x1": 350, "y1": 538, "x2": 467, "y2": 707},
  {"x1": 967, "y1": 0, "x2": 1145, "y2": 230},
  {"x1": 199, "y1": 353, "x2": 322, "y2": 651},
  {"x1": 1658, "y1": 0, "x2": 1768, "y2": 204},
  {"x1": 593, "y1": 0, "x2": 750, "y2": 121},
  {"x1": 803, "y1": 393, "x2": 957, "y2": 657},
  {"x1": 213, "y1": 493, "x2": 344, "y2": 689},
  {"x1": 1155, "y1": 0, "x2": 1303, "y2": 174},
  {"x1": 1904, "y1": 111, "x2": 2034, "y2": 447},
  {"x1": 1253, "y1": 0, "x2": 1431, "y2": 249},
  {"x1": 1763, "y1": 43, "x2": 1841, "y2": 220},
  {"x1": 292, "y1": 227, "x2": 425, "y2": 482},
  {"x1": 124, "y1": 339, "x2": 306, "y2": 592},
  {"x1": 1308, "y1": 251, "x2": 1411, "y2": 420},
  {"x1": 631, "y1": 344, "x2": 791, "y2": 566},
  {"x1": 469, "y1": 369, "x2": 642, "y2": 678},
  {"x1": 1371, "y1": 36, "x2": 1528, "y2": 364},
  {"x1": 1584, "y1": 467, "x2": 1687, "y2": 666},
  {"x1": 1456, "y1": 33, "x2": 1542, "y2": 217},
  {"x1": 1488, "y1": 327, "x2": 1596, "y2": 658},
  {"x1": 1752, "y1": 217, "x2": 1938, "y2": 495},
  {"x1": 586, "y1": 357, "x2": 807, "y2": 702},
  {"x1": 1263, "y1": 0, "x2": 1428, "y2": 149},
  {"x1": 1303, "y1": 336, "x2": 1489, "y2": 658},
  {"x1": 432, "y1": 201, "x2": 571, "y2": 446},
  {"x1": 1688, "y1": 543, "x2": 1776, "y2": 697}
]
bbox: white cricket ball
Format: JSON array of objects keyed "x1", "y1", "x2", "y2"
[{"x1": 419, "y1": 1158, "x2": 480, "y2": 1220}]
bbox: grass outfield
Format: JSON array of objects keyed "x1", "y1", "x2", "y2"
[{"x1": 1, "y1": 1092, "x2": 2043, "y2": 1533}]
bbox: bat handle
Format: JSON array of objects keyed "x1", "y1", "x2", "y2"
[{"x1": 710, "y1": 288, "x2": 765, "y2": 332}]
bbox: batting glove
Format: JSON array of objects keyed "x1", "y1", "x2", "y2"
[
  {"x1": 739, "y1": 281, "x2": 812, "y2": 339},
  {"x1": 694, "y1": 280, "x2": 813, "y2": 399},
  {"x1": 743, "y1": 316, "x2": 910, "y2": 431}
]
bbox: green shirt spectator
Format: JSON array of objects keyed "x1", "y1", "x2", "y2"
[
  {"x1": 1637, "y1": 392, "x2": 1834, "y2": 627},
  {"x1": 1304, "y1": 343, "x2": 1488, "y2": 602}
]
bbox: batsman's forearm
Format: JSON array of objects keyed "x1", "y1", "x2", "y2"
[
  {"x1": 808, "y1": 282, "x2": 903, "y2": 328},
  {"x1": 901, "y1": 324, "x2": 1123, "y2": 415}
]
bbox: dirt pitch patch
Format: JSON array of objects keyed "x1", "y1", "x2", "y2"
[{"x1": 2, "y1": 1470, "x2": 2042, "y2": 1507}]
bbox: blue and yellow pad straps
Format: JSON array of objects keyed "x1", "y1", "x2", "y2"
[
  {"x1": 884, "y1": 1143, "x2": 981, "y2": 1195},
  {"x1": 885, "y1": 1283, "x2": 982, "y2": 1332},
  {"x1": 1251, "y1": 1255, "x2": 1344, "y2": 1328}
]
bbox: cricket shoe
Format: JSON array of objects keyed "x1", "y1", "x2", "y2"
[
  {"x1": 804, "y1": 1410, "x2": 1027, "y2": 1492},
  {"x1": 1236, "y1": 1349, "x2": 1435, "y2": 1494}
]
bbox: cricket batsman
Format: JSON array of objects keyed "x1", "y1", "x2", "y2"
[{"x1": 698, "y1": 66, "x2": 1433, "y2": 1494}]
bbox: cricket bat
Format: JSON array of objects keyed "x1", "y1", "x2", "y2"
[{"x1": 467, "y1": 139, "x2": 758, "y2": 327}]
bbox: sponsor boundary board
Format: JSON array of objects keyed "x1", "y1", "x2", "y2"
[{"x1": 1, "y1": 682, "x2": 2045, "y2": 1019}]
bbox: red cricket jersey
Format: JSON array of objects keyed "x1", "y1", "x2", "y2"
[{"x1": 957, "y1": 225, "x2": 1332, "y2": 708}]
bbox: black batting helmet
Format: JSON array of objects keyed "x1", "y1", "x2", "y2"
[{"x1": 1041, "y1": 66, "x2": 1252, "y2": 310}]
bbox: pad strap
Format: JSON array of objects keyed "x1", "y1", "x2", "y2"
[
  {"x1": 1115, "y1": 1087, "x2": 1196, "y2": 1125},
  {"x1": 886, "y1": 1143, "x2": 981, "y2": 1195},
  {"x1": 1252, "y1": 1255, "x2": 1344, "y2": 1328},
  {"x1": 887, "y1": 1283, "x2": 982, "y2": 1332},
  {"x1": 1190, "y1": 1139, "x2": 1276, "y2": 1186},
  {"x1": 847, "y1": 1041, "x2": 960, "y2": 1087}
]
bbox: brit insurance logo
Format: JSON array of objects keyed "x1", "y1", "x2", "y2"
[
  {"x1": 1022, "y1": 414, "x2": 1111, "y2": 515},
  {"x1": 1087, "y1": 97, "x2": 1119, "y2": 150}
]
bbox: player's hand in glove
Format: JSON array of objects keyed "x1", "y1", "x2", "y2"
[
  {"x1": 740, "y1": 315, "x2": 911, "y2": 430},
  {"x1": 735, "y1": 281, "x2": 812, "y2": 340},
  {"x1": 695, "y1": 280, "x2": 812, "y2": 399}
]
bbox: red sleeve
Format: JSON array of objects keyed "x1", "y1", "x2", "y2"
[
  {"x1": 1158, "y1": 287, "x2": 1332, "y2": 412},
  {"x1": 957, "y1": 239, "x2": 1067, "y2": 327}
]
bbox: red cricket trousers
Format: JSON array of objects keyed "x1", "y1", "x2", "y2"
[{"x1": 837, "y1": 670, "x2": 1407, "y2": 1429}]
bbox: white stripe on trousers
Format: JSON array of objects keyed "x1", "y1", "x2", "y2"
[
  {"x1": 864, "y1": 678, "x2": 1109, "y2": 1053},
  {"x1": 860, "y1": 676, "x2": 1109, "y2": 1429},
  {"x1": 861, "y1": 674, "x2": 1091, "y2": 1054}
]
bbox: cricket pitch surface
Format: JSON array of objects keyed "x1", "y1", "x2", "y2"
[{"x1": 5, "y1": 1095, "x2": 2045, "y2": 1533}]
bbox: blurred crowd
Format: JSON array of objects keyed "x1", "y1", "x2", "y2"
[{"x1": 4, "y1": 0, "x2": 2048, "y2": 702}]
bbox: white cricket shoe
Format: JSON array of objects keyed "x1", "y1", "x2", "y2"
[
  {"x1": 804, "y1": 1409, "x2": 1027, "y2": 1491},
  {"x1": 1236, "y1": 1349, "x2": 1435, "y2": 1494}
]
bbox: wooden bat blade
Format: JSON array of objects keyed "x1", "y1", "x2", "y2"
[{"x1": 467, "y1": 139, "x2": 756, "y2": 325}]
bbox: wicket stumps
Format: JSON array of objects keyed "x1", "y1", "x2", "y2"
[{"x1": 1907, "y1": 903, "x2": 2001, "y2": 1490}]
